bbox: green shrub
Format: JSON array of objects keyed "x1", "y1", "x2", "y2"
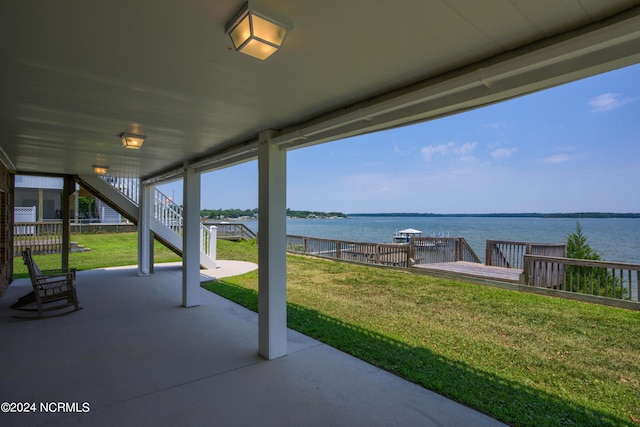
[{"x1": 566, "y1": 222, "x2": 626, "y2": 299}]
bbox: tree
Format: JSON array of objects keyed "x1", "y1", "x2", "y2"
[
  {"x1": 566, "y1": 222, "x2": 625, "y2": 299},
  {"x1": 566, "y1": 221, "x2": 600, "y2": 260},
  {"x1": 78, "y1": 196, "x2": 91, "y2": 213}
]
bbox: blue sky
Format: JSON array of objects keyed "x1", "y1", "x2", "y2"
[{"x1": 159, "y1": 63, "x2": 640, "y2": 214}]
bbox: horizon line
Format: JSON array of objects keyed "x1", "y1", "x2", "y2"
[{"x1": 346, "y1": 212, "x2": 640, "y2": 217}]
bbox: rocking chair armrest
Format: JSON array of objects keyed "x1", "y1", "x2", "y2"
[
  {"x1": 39, "y1": 268, "x2": 77, "y2": 276},
  {"x1": 35, "y1": 271, "x2": 76, "y2": 286}
]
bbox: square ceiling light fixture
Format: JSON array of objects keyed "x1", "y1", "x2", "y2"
[
  {"x1": 225, "y1": 2, "x2": 289, "y2": 60},
  {"x1": 92, "y1": 165, "x2": 109, "y2": 175},
  {"x1": 120, "y1": 132, "x2": 146, "y2": 149}
]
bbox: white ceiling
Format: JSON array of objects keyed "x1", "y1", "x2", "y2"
[{"x1": 1, "y1": 0, "x2": 639, "y2": 181}]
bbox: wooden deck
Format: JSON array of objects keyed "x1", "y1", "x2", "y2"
[{"x1": 414, "y1": 261, "x2": 523, "y2": 284}]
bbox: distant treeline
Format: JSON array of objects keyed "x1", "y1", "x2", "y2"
[
  {"x1": 201, "y1": 208, "x2": 347, "y2": 219},
  {"x1": 349, "y1": 212, "x2": 640, "y2": 218},
  {"x1": 286, "y1": 209, "x2": 347, "y2": 219},
  {"x1": 201, "y1": 208, "x2": 257, "y2": 219}
]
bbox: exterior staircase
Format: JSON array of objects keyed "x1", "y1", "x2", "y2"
[{"x1": 78, "y1": 174, "x2": 216, "y2": 269}]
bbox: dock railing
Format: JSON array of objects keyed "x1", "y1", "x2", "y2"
[
  {"x1": 286, "y1": 235, "x2": 412, "y2": 267},
  {"x1": 486, "y1": 240, "x2": 566, "y2": 269},
  {"x1": 287, "y1": 235, "x2": 480, "y2": 267},
  {"x1": 203, "y1": 222, "x2": 256, "y2": 241},
  {"x1": 524, "y1": 255, "x2": 640, "y2": 303},
  {"x1": 412, "y1": 236, "x2": 481, "y2": 264}
]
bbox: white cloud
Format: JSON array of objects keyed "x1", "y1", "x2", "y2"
[
  {"x1": 542, "y1": 154, "x2": 571, "y2": 164},
  {"x1": 421, "y1": 141, "x2": 478, "y2": 161},
  {"x1": 421, "y1": 142, "x2": 454, "y2": 160},
  {"x1": 491, "y1": 147, "x2": 517, "y2": 159},
  {"x1": 453, "y1": 142, "x2": 478, "y2": 156},
  {"x1": 588, "y1": 93, "x2": 632, "y2": 112}
]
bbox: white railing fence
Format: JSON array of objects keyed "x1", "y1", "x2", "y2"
[{"x1": 14, "y1": 206, "x2": 37, "y2": 235}]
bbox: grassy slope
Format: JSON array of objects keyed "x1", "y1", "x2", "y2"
[
  {"x1": 205, "y1": 243, "x2": 640, "y2": 427},
  {"x1": 12, "y1": 235, "x2": 639, "y2": 425}
]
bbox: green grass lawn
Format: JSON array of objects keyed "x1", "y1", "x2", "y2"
[
  {"x1": 12, "y1": 232, "x2": 182, "y2": 278},
  {"x1": 204, "y1": 244, "x2": 640, "y2": 427},
  {"x1": 12, "y1": 234, "x2": 640, "y2": 426}
]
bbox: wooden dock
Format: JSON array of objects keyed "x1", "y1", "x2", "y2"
[
  {"x1": 414, "y1": 261, "x2": 523, "y2": 284},
  {"x1": 204, "y1": 222, "x2": 256, "y2": 241}
]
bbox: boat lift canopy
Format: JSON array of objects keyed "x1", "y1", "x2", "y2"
[{"x1": 397, "y1": 228, "x2": 422, "y2": 235}]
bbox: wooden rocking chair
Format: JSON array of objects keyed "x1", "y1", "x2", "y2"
[{"x1": 11, "y1": 248, "x2": 81, "y2": 319}]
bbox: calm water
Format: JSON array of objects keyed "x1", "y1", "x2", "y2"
[{"x1": 241, "y1": 216, "x2": 640, "y2": 264}]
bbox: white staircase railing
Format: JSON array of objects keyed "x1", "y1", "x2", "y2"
[
  {"x1": 154, "y1": 188, "x2": 182, "y2": 234},
  {"x1": 102, "y1": 175, "x2": 139, "y2": 205},
  {"x1": 153, "y1": 187, "x2": 215, "y2": 260},
  {"x1": 99, "y1": 175, "x2": 215, "y2": 262}
]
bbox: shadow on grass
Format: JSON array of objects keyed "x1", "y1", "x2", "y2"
[{"x1": 203, "y1": 280, "x2": 629, "y2": 427}]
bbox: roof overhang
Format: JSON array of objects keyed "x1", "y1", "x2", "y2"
[{"x1": 1, "y1": 1, "x2": 639, "y2": 183}]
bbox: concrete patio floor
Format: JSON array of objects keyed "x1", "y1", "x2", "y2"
[{"x1": 0, "y1": 262, "x2": 506, "y2": 427}]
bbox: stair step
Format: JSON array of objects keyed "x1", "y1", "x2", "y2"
[{"x1": 70, "y1": 242, "x2": 91, "y2": 252}]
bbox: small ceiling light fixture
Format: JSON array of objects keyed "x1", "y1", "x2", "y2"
[
  {"x1": 120, "y1": 132, "x2": 146, "y2": 149},
  {"x1": 93, "y1": 165, "x2": 109, "y2": 175},
  {"x1": 225, "y1": 1, "x2": 289, "y2": 60}
]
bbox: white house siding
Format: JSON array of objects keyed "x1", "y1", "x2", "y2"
[{"x1": 15, "y1": 175, "x2": 63, "y2": 190}]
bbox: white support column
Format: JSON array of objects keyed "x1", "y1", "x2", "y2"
[
  {"x1": 258, "y1": 130, "x2": 287, "y2": 360},
  {"x1": 138, "y1": 183, "x2": 154, "y2": 276},
  {"x1": 209, "y1": 226, "x2": 217, "y2": 265},
  {"x1": 182, "y1": 163, "x2": 201, "y2": 307}
]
